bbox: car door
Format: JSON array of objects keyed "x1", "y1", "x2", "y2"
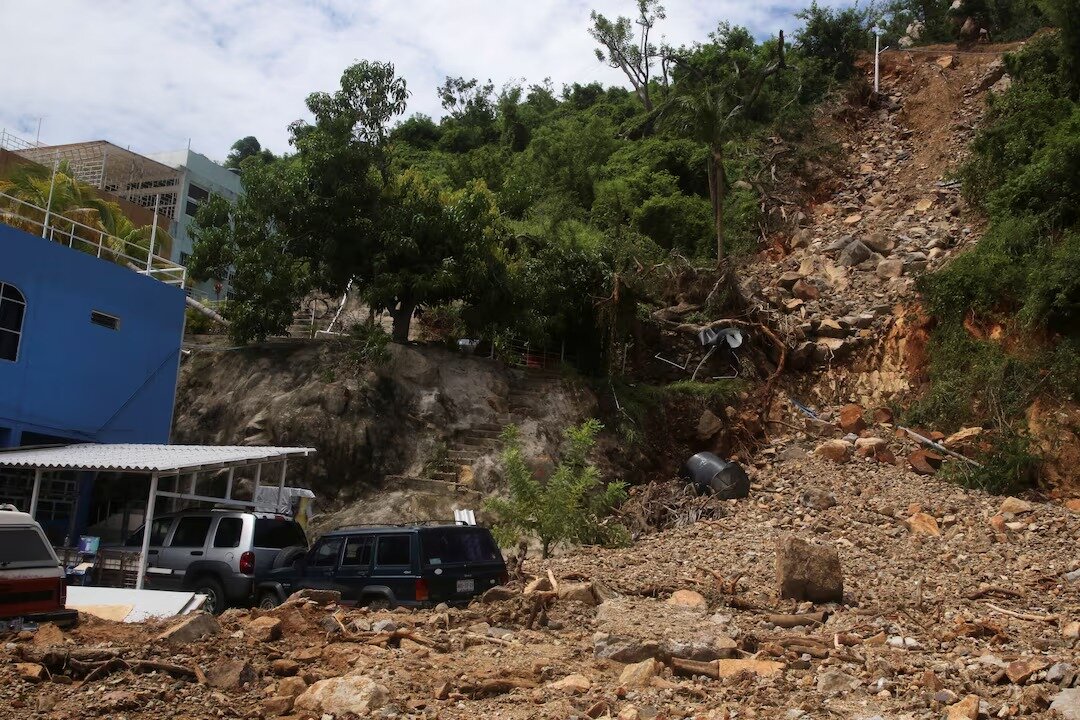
[
  {"x1": 299, "y1": 536, "x2": 344, "y2": 592},
  {"x1": 335, "y1": 535, "x2": 374, "y2": 603},
  {"x1": 372, "y1": 533, "x2": 415, "y2": 603},
  {"x1": 157, "y1": 515, "x2": 212, "y2": 590}
]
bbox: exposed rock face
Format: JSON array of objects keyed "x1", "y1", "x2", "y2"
[
  {"x1": 173, "y1": 343, "x2": 597, "y2": 525},
  {"x1": 776, "y1": 535, "x2": 843, "y2": 602}
]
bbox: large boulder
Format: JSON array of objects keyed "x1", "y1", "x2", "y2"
[
  {"x1": 838, "y1": 404, "x2": 866, "y2": 434},
  {"x1": 815, "y1": 439, "x2": 852, "y2": 464},
  {"x1": 776, "y1": 535, "x2": 843, "y2": 603},
  {"x1": 294, "y1": 676, "x2": 389, "y2": 717},
  {"x1": 838, "y1": 240, "x2": 872, "y2": 267},
  {"x1": 246, "y1": 615, "x2": 282, "y2": 642},
  {"x1": 155, "y1": 612, "x2": 220, "y2": 644}
]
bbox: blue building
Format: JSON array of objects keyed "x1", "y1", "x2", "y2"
[{"x1": 0, "y1": 221, "x2": 186, "y2": 541}]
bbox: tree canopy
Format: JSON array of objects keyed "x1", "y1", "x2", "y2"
[{"x1": 189, "y1": 1, "x2": 876, "y2": 357}]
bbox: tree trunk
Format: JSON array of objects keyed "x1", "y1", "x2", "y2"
[
  {"x1": 389, "y1": 297, "x2": 416, "y2": 343},
  {"x1": 711, "y1": 144, "x2": 727, "y2": 267},
  {"x1": 636, "y1": 85, "x2": 653, "y2": 112}
]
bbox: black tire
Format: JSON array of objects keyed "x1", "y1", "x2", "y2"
[
  {"x1": 191, "y1": 576, "x2": 227, "y2": 615},
  {"x1": 273, "y1": 546, "x2": 306, "y2": 570},
  {"x1": 365, "y1": 596, "x2": 393, "y2": 611},
  {"x1": 257, "y1": 590, "x2": 281, "y2": 610}
]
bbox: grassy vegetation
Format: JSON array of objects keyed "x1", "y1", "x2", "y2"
[{"x1": 913, "y1": 29, "x2": 1080, "y2": 491}]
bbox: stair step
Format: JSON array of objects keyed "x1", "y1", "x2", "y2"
[
  {"x1": 459, "y1": 428, "x2": 501, "y2": 439},
  {"x1": 474, "y1": 422, "x2": 505, "y2": 433},
  {"x1": 447, "y1": 450, "x2": 481, "y2": 461},
  {"x1": 460, "y1": 436, "x2": 499, "y2": 447},
  {"x1": 432, "y1": 471, "x2": 459, "y2": 483}
]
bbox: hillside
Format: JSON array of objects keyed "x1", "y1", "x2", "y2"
[{"x1": 4, "y1": 39, "x2": 1079, "y2": 720}]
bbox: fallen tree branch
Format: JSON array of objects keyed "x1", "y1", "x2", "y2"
[{"x1": 983, "y1": 602, "x2": 1057, "y2": 623}]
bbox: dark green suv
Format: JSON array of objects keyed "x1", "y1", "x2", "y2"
[{"x1": 256, "y1": 524, "x2": 508, "y2": 609}]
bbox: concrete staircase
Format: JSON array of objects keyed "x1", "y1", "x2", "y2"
[{"x1": 384, "y1": 367, "x2": 566, "y2": 495}]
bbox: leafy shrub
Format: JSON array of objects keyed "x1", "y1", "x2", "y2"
[
  {"x1": 666, "y1": 379, "x2": 744, "y2": 402},
  {"x1": 344, "y1": 322, "x2": 391, "y2": 368},
  {"x1": 939, "y1": 429, "x2": 1039, "y2": 494},
  {"x1": 485, "y1": 420, "x2": 628, "y2": 557}
]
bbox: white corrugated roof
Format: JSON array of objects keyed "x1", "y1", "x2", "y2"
[{"x1": 0, "y1": 444, "x2": 315, "y2": 473}]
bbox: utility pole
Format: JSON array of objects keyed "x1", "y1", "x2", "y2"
[{"x1": 35, "y1": 116, "x2": 44, "y2": 145}]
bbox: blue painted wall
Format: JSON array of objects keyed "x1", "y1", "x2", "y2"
[{"x1": 0, "y1": 223, "x2": 185, "y2": 446}]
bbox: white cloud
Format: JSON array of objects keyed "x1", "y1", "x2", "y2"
[{"x1": 0, "y1": 0, "x2": 850, "y2": 160}]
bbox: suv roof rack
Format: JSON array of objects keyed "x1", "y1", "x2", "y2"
[{"x1": 330, "y1": 521, "x2": 459, "y2": 532}]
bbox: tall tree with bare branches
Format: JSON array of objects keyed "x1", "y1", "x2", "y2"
[{"x1": 589, "y1": 0, "x2": 666, "y2": 111}]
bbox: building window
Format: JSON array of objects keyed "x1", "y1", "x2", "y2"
[
  {"x1": 187, "y1": 184, "x2": 210, "y2": 202},
  {"x1": 0, "y1": 282, "x2": 26, "y2": 362},
  {"x1": 90, "y1": 311, "x2": 120, "y2": 331},
  {"x1": 185, "y1": 200, "x2": 200, "y2": 217},
  {"x1": 179, "y1": 252, "x2": 191, "y2": 266}
]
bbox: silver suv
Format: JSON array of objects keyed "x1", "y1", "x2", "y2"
[{"x1": 124, "y1": 509, "x2": 308, "y2": 613}]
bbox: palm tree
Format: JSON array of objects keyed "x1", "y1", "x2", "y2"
[
  {"x1": 0, "y1": 161, "x2": 171, "y2": 264},
  {"x1": 665, "y1": 31, "x2": 787, "y2": 267}
]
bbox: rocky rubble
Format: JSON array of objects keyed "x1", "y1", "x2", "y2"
[
  {"x1": 744, "y1": 49, "x2": 1003, "y2": 379},
  {"x1": 3, "y1": 423, "x2": 1079, "y2": 720}
]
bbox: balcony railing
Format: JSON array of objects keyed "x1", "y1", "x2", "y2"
[{"x1": 0, "y1": 190, "x2": 186, "y2": 288}]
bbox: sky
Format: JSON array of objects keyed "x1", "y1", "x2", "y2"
[{"x1": 0, "y1": 0, "x2": 849, "y2": 162}]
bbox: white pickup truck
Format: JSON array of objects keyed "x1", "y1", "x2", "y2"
[{"x1": 0, "y1": 504, "x2": 78, "y2": 627}]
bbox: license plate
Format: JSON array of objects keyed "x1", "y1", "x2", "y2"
[{"x1": 456, "y1": 579, "x2": 474, "y2": 593}]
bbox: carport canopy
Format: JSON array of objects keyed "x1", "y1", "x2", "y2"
[{"x1": 0, "y1": 443, "x2": 316, "y2": 589}]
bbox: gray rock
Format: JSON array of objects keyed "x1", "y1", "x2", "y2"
[
  {"x1": 839, "y1": 240, "x2": 872, "y2": 267},
  {"x1": 1051, "y1": 689, "x2": 1080, "y2": 720},
  {"x1": 854, "y1": 313, "x2": 875, "y2": 329},
  {"x1": 817, "y1": 669, "x2": 858, "y2": 696},
  {"x1": 1047, "y1": 662, "x2": 1073, "y2": 684},
  {"x1": 778, "y1": 446, "x2": 808, "y2": 462},
  {"x1": 824, "y1": 236, "x2": 853, "y2": 253},
  {"x1": 934, "y1": 689, "x2": 959, "y2": 704},
  {"x1": 776, "y1": 535, "x2": 843, "y2": 603},
  {"x1": 593, "y1": 633, "x2": 661, "y2": 663},
  {"x1": 156, "y1": 612, "x2": 220, "y2": 644},
  {"x1": 863, "y1": 235, "x2": 895, "y2": 255},
  {"x1": 372, "y1": 619, "x2": 397, "y2": 633},
  {"x1": 877, "y1": 258, "x2": 904, "y2": 278},
  {"x1": 799, "y1": 488, "x2": 837, "y2": 510}
]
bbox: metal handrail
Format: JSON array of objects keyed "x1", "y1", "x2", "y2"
[{"x1": 0, "y1": 190, "x2": 186, "y2": 287}]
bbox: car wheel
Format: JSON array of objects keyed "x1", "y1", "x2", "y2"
[
  {"x1": 273, "y1": 546, "x2": 306, "y2": 569},
  {"x1": 192, "y1": 576, "x2": 226, "y2": 614},
  {"x1": 257, "y1": 591, "x2": 280, "y2": 610},
  {"x1": 365, "y1": 597, "x2": 392, "y2": 611}
]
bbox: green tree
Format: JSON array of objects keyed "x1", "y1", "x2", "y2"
[
  {"x1": 666, "y1": 28, "x2": 788, "y2": 265},
  {"x1": 224, "y1": 136, "x2": 275, "y2": 169},
  {"x1": 368, "y1": 170, "x2": 504, "y2": 341},
  {"x1": 589, "y1": 0, "x2": 667, "y2": 111},
  {"x1": 485, "y1": 420, "x2": 627, "y2": 558},
  {"x1": 795, "y1": 1, "x2": 869, "y2": 80}
]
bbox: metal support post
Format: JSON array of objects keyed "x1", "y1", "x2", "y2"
[
  {"x1": 225, "y1": 468, "x2": 234, "y2": 500},
  {"x1": 29, "y1": 468, "x2": 42, "y2": 517},
  {"x1": 147, "y1": 194, "x2": 160, "y2": 271},
  {"x1": 252, "y1": 464, "x2": 262, "y2": 505},
  {"x1": 276, "y1": 461, "x2": 287, "y2": 512},
  {"x1": 136, "y1": 472, "x2": 159, "y2": 590},
  {"x1": 41, "y1": 153, "x2": 59, "y2": 239},
  {"x1": 873, "y1": 27, "x2": 882, "y2": 94}
]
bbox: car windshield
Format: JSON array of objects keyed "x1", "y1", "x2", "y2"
[
  {"x1": 420, "y1": 529, "x2": 500, "y2": 566},
  {"x1": 254, "y1": 518, "x2": 307, "y2": 549},
  {"x1": 0, "y1": 527, "x2": 57, "y2": 569}
]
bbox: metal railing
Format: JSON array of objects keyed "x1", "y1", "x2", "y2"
[{"x1": 0, "y1": 190, "x2": 186, "y2": 287}]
